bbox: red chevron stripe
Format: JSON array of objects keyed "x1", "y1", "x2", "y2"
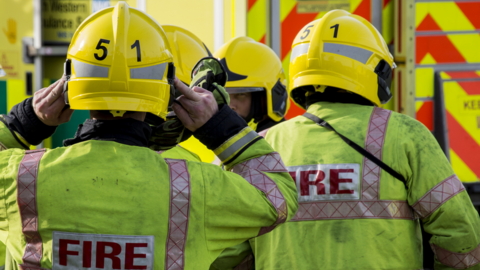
[
  {"x1": 281, "y1": 4, "x2": 318, "y2": 60},
  {"x1": 416, "y1": 100, "x2": 434, "y2": 131},
  {"x1": 285, "y1": 100, "x2": 306, "y2": 120},
  {"x1": 259, "y1": 34, "x2": 266, "y2": 44},
  {"x1": 384, "y1": 0, "x2": 391, "y2": 7},
  {"x1": 416, "y1": 35, "x2": 466, "y2": 64},
  {"x1": 446, "y1": 111, "x2": 480, "y2": 178},
  {"x1": 248, "y1": 0, "x2": 258, "y2": 11},
  {"x1": 352, "y1": 0, "x2": 371, "y2": 21},
  {"x1": 445, "y1": 71, "x2": 480, "y2": 79},
  {"x1": 416, "y1": 14, "x2": 441, "y2": 31},
  {"x1": 456, "y1": 2, "x2": 480, "y2": 30},
  {"x1": 458, "y1": 81, "x2": 480, "y2": 95}
]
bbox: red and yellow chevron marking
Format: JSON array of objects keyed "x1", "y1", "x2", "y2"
[
  {"x1": 440, "y1": 71, "x2": 480, "y2": 80},
  {"x1": 415, "y1": 100, "x2": 434, "y2": 131},
  {"x1": 383, "y1": 0, "x2": 394, "y2": 45},
  {"x1": 416, "y1": 2, "x2": 480, "y2": 65},
  {"x1": 443, "y1": 79, "x2": 480, "y2": 182},
  {"x1": 247, "y1": 0, "x2": 267, "y2": 44}
]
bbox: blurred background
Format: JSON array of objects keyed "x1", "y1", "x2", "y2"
[{"x1": 0, "y1": 0, "x2": 479, "y2": 189}]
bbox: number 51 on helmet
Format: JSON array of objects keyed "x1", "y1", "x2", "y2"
[
  {"x1": 63, "y1": 1, "x2": 175, "y2": 119},
  {"x1": 289, "y1": 9, "x2": 396, "y2": 108}
]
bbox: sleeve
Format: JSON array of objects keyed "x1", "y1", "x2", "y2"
[
  {"x1": 0, "y1": 97, "x2": 57, "y2": 150},
  {"x1": 195, "y1": 105, "x2": 298, "y2": 257},
  {"x1": 396, "y1": 116, "x2": 480, "y2": 270}
]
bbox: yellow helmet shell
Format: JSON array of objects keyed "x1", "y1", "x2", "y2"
[
  {"x1": 214, "y1": 36, "x2": 289, "y2": 122},
  {"x1": 66, "y1": 2, "x2": 173, "y2": 118},
  {"x1": 289, "y1": 10, "x2": 394, "y2": 108},
  {"x1": 163, "y1": 25, "x2": 211, "y2": 85}
]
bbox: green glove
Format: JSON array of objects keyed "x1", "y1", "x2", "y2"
[
  {"x1": 148, "y1": 58, "x2": 229, "y2": 151},
  {"x1": 190, "y1": 57, "x2": 230, "y2": 106}
]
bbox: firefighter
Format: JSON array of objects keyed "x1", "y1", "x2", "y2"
[
  {"x1": 251, "y1": 10, "x2": 480, "y2": 269},
  {"x1": 150, "y1": 24, "x2": 218, "y2": 163},
  {"x1": 213, "y1": 37, "x2": 289, "y2": 132},
  {"x1": 0, "y1": 3, "x2": 298, "y2": 270}
]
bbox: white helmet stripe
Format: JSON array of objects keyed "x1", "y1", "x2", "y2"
[
  {"x1": 130, "y1": 62, "x2": 168, "y2": 80},
  {"x1": 290, "y1": 43, "x2": 309, "y2": 63},
  {"x1": 323, "y1": 43, "x2": 373, "y2": 64},
  {"x1": 72, "y1": 59, "x2": 109, "y2": 78}
]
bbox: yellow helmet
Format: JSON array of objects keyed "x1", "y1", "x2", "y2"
[
  {"x1": 213, "y1": 36, "x2": 289, "y2": 123},
  {"x1": 64, "y1": 2, "x2": 174, "y2": 119},
  {"x1": 163, "y1": 25, "x2": 212, "y2": 85},
  {"x1": 289, "y1": 10, "x2": 395, "y2": 108},
  {"x1": 0, "y1": 63, "x2": 5, "y2": 77}
]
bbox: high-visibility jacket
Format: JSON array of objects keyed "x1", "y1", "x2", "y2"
[
  {"x1": 251, "y1": 102, "x2": 480, "y2": 270},
  {"x1": 0, "y1": 117, "x2": 298, "y2": 270}
]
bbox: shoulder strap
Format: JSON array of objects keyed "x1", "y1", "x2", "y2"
[{"x1": 303, "y1": 112, "x2": 406, "y2": 186}]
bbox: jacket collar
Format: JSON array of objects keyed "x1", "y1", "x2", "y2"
[{"x1": 63, "y1": 118, "x2": 152, "y2": 147}]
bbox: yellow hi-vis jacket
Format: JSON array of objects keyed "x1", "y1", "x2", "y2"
[
  {"x1": 0, "y1": 118, "x2": 298, "y2": 270},
  {"x1": 251, "y1": 102, "x2": 480, "y2": 270}
]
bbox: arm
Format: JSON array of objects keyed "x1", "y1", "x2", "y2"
[
  {"x1": 397, "y1": 117, "x2": 480, "y2": 270},
  {"x1": 0, "y1": 78, "x2": 73, "y2": 150}
]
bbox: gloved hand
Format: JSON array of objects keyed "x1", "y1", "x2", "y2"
[
  {"x1": 148, "y1": 57, "x2": 229, "y2": 151},
  {"x1": 148, "y1": 111, "x2": 192, "y2": 151},
  {"x1": 190, "y1": 57, "x2": 229, "y2": 106}
]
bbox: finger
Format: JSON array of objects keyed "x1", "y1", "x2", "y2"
[
  {"x1": 172, "y1": 102, "x2": 194, "y2": 129},
  {"x1": 59, "y1": 108, "x2": 74, "y2": 124},
  {"x1": 33, "y1": 79, "x2": 61, "y2": 103},
  {"x1": 191, "y1": 86, "x2": 211, "y2": 94},
  {"x1": 44, "y1": 78, "x2": 65, "y2": 106},
  {"x1": 174, "y1": 77, "x2": 201, "y2": 102},
  {"x1": 48, "y1": 91, "x2": 68, "y2": 115},
  {"x1": 176, "y1": 95, "x2": 198, "y2": 114}
]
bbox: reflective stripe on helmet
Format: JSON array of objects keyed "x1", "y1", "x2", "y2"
[
  {"x1": 323, "y1": 43, "x2": 373, "y2": 65},
  {"x1": 412, "y1": 174, "x2": 465, "y2": 219},
  {"x1": 164, "y1": 159, "x2": 191, "y2": 270},
  {"x1": 231, "y1": 152, "x2": 288, "y2": 236},
  {"x1": 290, "y1": 43, "x2": 309, "y2": 63},
  {"x1": 225, "y1": 87, "x2": 264, "y2": 94},
  {"x1": 72, "y1": 59, "x2": 109, "y2": 78},
  {"x1": 130, "y1": 62, "x2": 168, "y2": 80},
  {"x1": 216, "y1": 128, "x2": 258, "y2": 161},
  {"x1": 17, "y1": 149, "x2": 46, "y2": 269}
]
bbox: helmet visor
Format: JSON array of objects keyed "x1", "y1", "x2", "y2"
[{"x1": 226, "y1": 87, "x2": 264, "y2": 94}]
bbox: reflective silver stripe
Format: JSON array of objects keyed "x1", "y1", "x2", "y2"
[
  {"x1": 431, "y1": 243, "x2": 480, "y2": 269},
  {"x1": 290, "y1": 43, "x2": 309, "y2": 63},
  {"x1": 130, "y1": 62, "x2": 167, "y2": 80},
  {"x1": 217, "y1": 130, "x2": 258, "y2": 161},
  {"x1": 323, "y1": 42, "x2": 373, "y2": 64},
  {"x1": 72, "y1": 59, "x2": 109, "y2": 78}
]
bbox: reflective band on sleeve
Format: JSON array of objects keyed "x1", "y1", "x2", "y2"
[
  {"x1": 323, "y1": 43, "x2": 373, "y2": 64},
  {"x1": 290, "y1": 43, "x2": 309, "y2": 63},
  {"x1": 72, "y1": 59, "x2": 109, "y2": 78},
  {"x1": 216, "y1": 129, "x2": 259, "y2": 162},
  {"x1": 431, "y1": 243, "x2": 480, "y2": 269},
  {"x1": 165, "y1": 159, "x2": 191, "y2": 270},
  {"x1": 17, "y1": 149, "x2": 46, "y2": 268},
  {"x1": 362, "y1": 107, "x2": 391, "y2": 200},
  {"x1": 291, "y1": 200, "x2": 414, "y2": 221},
  {"x1": 412, "y1": 174, "x2": 465, "y2": 218},
  {"x1": 130, "y1": 62, "x2": 167, "y2": 80},
  {"x1": 232, "y1": 153, "x2": 288, "y2": 236}
]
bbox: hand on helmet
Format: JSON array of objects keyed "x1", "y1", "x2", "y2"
[
  {"x1": 190, "y1": 57, "x2": 229, "y2": 107},
  {"x1": 173, "y1": 77, "x2": 218, "y2": 132},
  {"x1": 33, "y1": 76, "x2": 74, "y2": 126}
]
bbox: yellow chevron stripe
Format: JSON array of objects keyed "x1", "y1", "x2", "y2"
[
  {"x1": 450, "y1": 149, "x2": 479, "y2": 182},
  {"x1": 382, "y1": 0, "x2": 394, "y2": 44},
  {"x1": 415, "y1": 101, "x2": 424, "y2": 112},
  {"x1": 282, "y1": 50, "x2": 291, "y2": 84},
  {"x1": 350, "y1": 0, "x2": 364, "y2": 14},
  {"x1": 415, "y1": 68, "x2": 434, "y2": 98},
  {"x1": 247, "y1": 0, "x2": 266, "y2": 42},
  {"x1": 439, "y1": 71, "x2": 451, "y2": 80},
  {"x1": 419, "y1": 52, "x2": 436, "y2": 65},
  {"x1": 448, "y1": 34, "x2": 480, "y2": 63},
  {"x1": 280, "y1": 0, "x2": 296, "y2": 22},
  {"x1": 416, "y1": 2, "x2": 474, "y2": 31},
  {"x1": 443, "y1": 81, "x2": 480, "y2": 145},
  {"x1": 477, "y1": 71, "x2": 480, "y2": 77}
]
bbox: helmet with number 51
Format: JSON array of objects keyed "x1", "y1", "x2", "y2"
[{"x1": 63, "y1": 2, "x2": 174, "y2": 119}]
